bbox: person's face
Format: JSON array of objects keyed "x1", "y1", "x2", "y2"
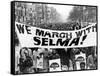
[
  {"x1": 80, "y1": 64, "x2": 85, "y2": 70},
  {"x1": 24, "y1": 49, "x2": 29, "y2": 57},
  {"x1": 21, "y1": 49, "x2": 25, "y2": 58},
  {"x1": 40, "y1": 54, "x2": 43, "y2": 58},
  {"x1": 65, "y1": 48, "x2": 68, "y2": 52},
  {"x1": 52, "y1": 50, "x2": 56, "y2": 54},
  {"x1": 32, "y1": 51, "x2": 34, "y2": 55}
]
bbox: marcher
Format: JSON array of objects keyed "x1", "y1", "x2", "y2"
[
  {"x1": 32, "y1": 48, "x2": 39, "y2": 72},
  {"x1": 18, "y1": 47, "x2": 33, "y2": 74},
  {"x1": 86, "y1": 54, "x2": 95, "y2": 69}
]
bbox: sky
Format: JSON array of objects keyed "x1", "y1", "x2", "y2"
[{"x1": 48, "y1": 4, "x2": 74, "y2": 22}]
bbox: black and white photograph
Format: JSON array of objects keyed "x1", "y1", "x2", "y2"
[{"x1": 11, "y1": 1, "x2": 97, "y2": 75}]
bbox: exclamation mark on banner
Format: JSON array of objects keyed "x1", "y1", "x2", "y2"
[{"x1": 80, "y1": 35, "x2": 87, "y2": 44}]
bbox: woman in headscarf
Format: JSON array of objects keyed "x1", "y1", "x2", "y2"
[{"x1": 18, "y1": 47, "x2": 33, "y2": 74}]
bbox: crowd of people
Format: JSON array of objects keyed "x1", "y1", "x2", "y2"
[
  {"x1": 15, "y1": 46, "x2": 97, "y2": 74},
  {"x1": 15, "y1": 2, "x2": 83, "y2": 31}
]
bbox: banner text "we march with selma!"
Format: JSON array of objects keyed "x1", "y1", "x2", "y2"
[{"x1": 15, "y1": 22, "x2": 97, "y2": 48}]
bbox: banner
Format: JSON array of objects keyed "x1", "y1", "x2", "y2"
[
  {"x1": 15, "y1": 22, "x2": 97, "y2": 48},
  {"x1": 49, "y1": 59, "x2": 61, "y2": 71}
]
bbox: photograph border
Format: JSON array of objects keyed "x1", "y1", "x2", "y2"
[{"x1": 11, "y1": 1, "x2": 98, "y2": 75}]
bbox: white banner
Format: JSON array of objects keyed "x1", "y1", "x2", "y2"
[
  {"x1": 15, "y1": 22, "x2": 97, "y2": 48},
  {"x1": 49, "y1": 59, "x2": 61, "y2": 72}
]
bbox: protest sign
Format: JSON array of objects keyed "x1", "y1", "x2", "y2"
[
  {"x1": 37, "y1": 57, "x2": 43, "y2": 69},
  {"x1": 49, "y1": 59, "x2": 61, "y2": 71},
  {"x1": 15, "y1": 22, "x2": 97, "y2": 48},
  {"x1": 75, "y1": 52, "x2": 86, "y2": 70}
]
